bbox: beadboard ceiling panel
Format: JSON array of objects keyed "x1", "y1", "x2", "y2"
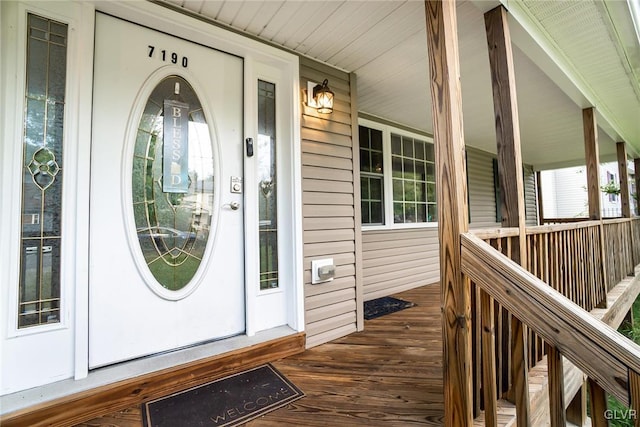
[
  {"x1": 158, "y1": 0, "x2": 640, "y2": 170},
  {"x1": 520, "y1": 0, "x2": 640, "y2": 156},
  {"x1": 295, "y1": 2, "x2": 378, "y2": 57}
]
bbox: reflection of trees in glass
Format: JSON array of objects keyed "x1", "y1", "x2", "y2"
[
  {"x1": 258, "y1": 80, "x2": 279, "y2": 290},
  {"x1": 390, "y1": 133, "x2": 436, "y2": 223},
  {"x1": 132, "y1": 76, "x2": 214, "y2": 291},
  {"x1": 18, "y1": 14, "x2": 67, "y2": 328},
  {"x1": 359, "y1": 126, "x2": 385, "y2": 224}
]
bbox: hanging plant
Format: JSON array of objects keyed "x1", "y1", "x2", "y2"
[{"x1": 600, "y1": 180, "x2": 621, "y2": 196}]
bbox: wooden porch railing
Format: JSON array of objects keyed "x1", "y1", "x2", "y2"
[
  {"x1": 540, "y1": 217, "x2": 591, "y2": 224},
  {"x1": 634, "y1": 219, "x2": 640, "y2": 270},
  {"x1": 603, "y1": 218, "x2": 638, "y2": 291},
  {"x1": 469, "y1": 217, "x2": 640, "y2": 424},
  {"x1": 526, "y1": 221, "x2": 607, "y2": 310},
  {"x1": 462, "y1": 232, "x2": 640, "y2": 426}
]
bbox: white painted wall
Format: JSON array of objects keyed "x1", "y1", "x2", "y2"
[
  {"x1": 541, "y1": 166, "x2": 588, "y2": 218},
  {"x1": 540, "y1": 161, "x2": 630, "y2": 219}
]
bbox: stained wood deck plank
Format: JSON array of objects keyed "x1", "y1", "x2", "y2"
[{"x1": 76, "y1": 285, "x2": 445, "y2": 427}]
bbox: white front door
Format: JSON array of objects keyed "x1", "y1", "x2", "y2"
[{"x1": 89, "y1": 13, "x2": 245, "y2": 368}]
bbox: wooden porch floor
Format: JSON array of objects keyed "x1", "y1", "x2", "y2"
[{"x1": 77, "y1": 284, "x2": 445, "y2": 426}]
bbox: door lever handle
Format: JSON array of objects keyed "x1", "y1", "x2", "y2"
[{"x1": 224, "y1": 201, "x2": 240, "y2": 210}]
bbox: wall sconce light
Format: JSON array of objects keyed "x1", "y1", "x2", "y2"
[{"x1": 306, "y1": 79, "x2": 334, "y2": 114}]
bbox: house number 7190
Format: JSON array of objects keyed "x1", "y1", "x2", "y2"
[{"x1": 148, "y1": 45, "x2": 188, "y2": 68}]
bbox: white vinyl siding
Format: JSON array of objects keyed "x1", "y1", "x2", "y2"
[
  {"x1": 468, "y1": 147, "x2": 538, "y2": 228},
  {"x1": 467, "y1": 148, "x2": 500, "y2": 228},
  {"x1": 524, "y1": 164, "x2": 539, "y2": 226},
  {"x1": 362, "y1": 228, "x2": 439, "y2": 301},
  {"x1": 300, "y1": 58, "x2": 358, "y2": 348}
]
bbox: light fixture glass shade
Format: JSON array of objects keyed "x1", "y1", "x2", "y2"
[{"x1": 313, "y1": 79, "x2": 334, "y2": 114}]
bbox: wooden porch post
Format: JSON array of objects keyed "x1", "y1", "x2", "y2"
[
  {"x1": 424, "y1": 1, "x2": 473, "y2": 425},
  {"x1": 583, "y1": 108, "x2": 602, "y2": 220},
  {"x1": 617, "y1": 142, "x2": 631, "y2": 218},
  {"x1": 484, "y1": 6, "x2": 530, "y2": 425}
]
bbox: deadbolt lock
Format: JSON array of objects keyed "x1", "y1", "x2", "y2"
[{"x1": 230, "y1": 176, "x2": 243, "y2": 194}]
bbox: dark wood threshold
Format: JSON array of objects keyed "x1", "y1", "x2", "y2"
[{"x1": 0, "y1": 332, "x2": 305, "y2": 427}]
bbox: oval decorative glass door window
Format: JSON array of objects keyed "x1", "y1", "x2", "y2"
[{"x1": 132, "y1": 75, "x2": 214, "y2": 291}]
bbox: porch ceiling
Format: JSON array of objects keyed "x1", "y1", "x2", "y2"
[{"x1": 159, "y1": 0, "x2": 640, "y2": 170}]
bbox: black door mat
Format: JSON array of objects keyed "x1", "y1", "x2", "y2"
[
  {"x1": 142, "y1": 364, "x2": 304, "y2": 427},
  {"x1": 364, "y1": 296, "x2": 416, "y2": 320}
]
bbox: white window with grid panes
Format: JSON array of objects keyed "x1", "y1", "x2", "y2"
[{"x1": 359, "y1": 119, "x2": 437, "y2": 229}]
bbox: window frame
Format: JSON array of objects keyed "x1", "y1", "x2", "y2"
[
  {"x1": 606, "y1": 171, "x2": 618, "y2": 203},
  {"x1": 358, "y1": 118, "x2": 438, "y2": 230},
  {"x1": 359, "y1": 125, "x2": 385, "y2": 225}
]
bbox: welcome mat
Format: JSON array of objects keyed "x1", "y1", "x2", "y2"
[
  {"x1": 364, "y1": 296, "x2": 416, "y2": 320},
  {"x1": 142, "y1": 364, "x2": 304, "y2": 427}
]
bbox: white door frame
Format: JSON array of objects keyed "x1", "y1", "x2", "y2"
[
  {"x1": 89, "y1": 13, "x2": 248, "y2": 367},
  {"x1": 75, "y1": 0, "x2": 304, "y2": 379}
]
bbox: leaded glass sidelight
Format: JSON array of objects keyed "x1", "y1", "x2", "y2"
[
  {"x1": 132, "y1": 76, "x2": 214, "y2": 291},
  {"x1": 258, "y1": 81, "x2": 279, "y2": 290},
  {"x1": 18, "y1": 14, "x2": 68, "y2": 328}
]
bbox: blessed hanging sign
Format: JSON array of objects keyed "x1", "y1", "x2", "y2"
[{"x1": 163, "y1": 99, "x2": 189, "y2": 193}]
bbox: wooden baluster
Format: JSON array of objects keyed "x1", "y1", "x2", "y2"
[
  {"x1": 635, "y1": 160, "x2": 640, "y2": 218},
  {"x1": 473, "y1": 283, "x2": 482, "y2": 416},
  {"x1": 510, "y1": 316, "x2": 531, "y2": 426},
  {"x1": 574, "y1": 230, "x2": 580, "y2": 303},
  {"x1": 566, "y1": 231, "x2": 572, "y2": 302},
  {"x1": 588, "y1": 227, "x2": 596, "y2": 307},
  {"x1": 584, "y1": 228, "x2": 589, "y2": 307},
  {"x1": 558, "y1": 231, "x2": 563, "y2": 294},
  {"x1": 531, "y1": 234, "x2": 537, "y2": 278},
  {"x1": 579, "y1": 229, "x2": 586, "y2": 308},
  {"x1": 630, "y1": 369, "x2": 640, "y2": 427},
  {"x1": 588, "y1": 378, "x2": 609, "y2": 427},
  {"x1": 567, "y1": 381, "x2": 588, "y2": 427},
  {"x1": 570, "y1": 230, "x2": 576, "y2": 302},
  {"x1": 597, "y1": 224, "x2": 608, "y2": 307},
  {"x1": 498, "y1": 305, "x2": 509, "y2": 395},
  {"x1": 547, "y1": 345, "x2": 566, "y2": 427},
  {"x1": 558, "y1": 231, "x2": 564, "y2": 296},
  {"x1": 589, "y1": 227, "x2": 597, "y2": 309},
  {"x1": 571, "y1": 230, "x2": 577, "y2": 303},
  {"x1": 551, "y1": 232, "x2": 559, "y2": 293},
  {"x1": 481, "y1": 289, "x2": 498, "y2": 427},
  {"x1": 583, "y1": 229, "x2": 588, "y2": 307},
  {"x1": 630, "y1": 222, "x2": 636, "y2": 273},
  {"x1": 543, "y1": 233, "x2": 550, "y2": 285}
]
